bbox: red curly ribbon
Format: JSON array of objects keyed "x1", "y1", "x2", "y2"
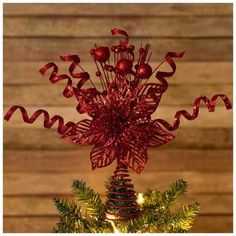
[
  {"x1": 111, "y1": 28, "x2": 129, "y2": 46},
  {"x1": 138, "y1": 51, "x2": 185, "y2": 111},
  {"x1": 60, "y1": 55, "x2": 90, "y2": 89},
  {"x1": 4, "y1": 106, "x2": 76, "y2": 135},
  {"x1": 155, "y1": 51, "x2": 185, "y2": 92},
  {"x1": 154, "y1": 94, "x2": 232, "y2": 131},
  {"x1": 39, "y1": 62, "x2": 75, "y2": 98},
  {"x1": 39, "y1": 55, "x2": 90, "y2": 98}
]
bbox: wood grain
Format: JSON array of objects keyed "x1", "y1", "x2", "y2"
[
  {"x1": 4, "y1": 172, "x2": 232, "y2": 195},
  {"x1": 4, "y1": 16, "x2": 232, "y2": 37},
  {"x1": 4, "y1": 61, "x2": 233, "y2": 85},
  {"x1": 4, "y1": 194, "x2": 232, "y2": 216},
  {"x1": 3, "y1": 127, "x2": 233, "y2": 150},
  {"x1": 3, "y1": 149, "x2": 232, "y2": 173},
  {"x1": 4, "y1": 38, "x2": 233, "y2": 62},
  {"x1": 3, "y1": 216, "x2": 58, "y2": 233},
  {"x1": 192, "y1": 215, "x2": 233, "y2": 233},
  {"x1": 3, "y1": 215, "x2": 233, "y2": 233},
  {"x1": 3, "y1": 3, "x2": 233, "y2": 16},
  {"x1": 3, "y1": 84, "x2": 232, "y2": 106}
]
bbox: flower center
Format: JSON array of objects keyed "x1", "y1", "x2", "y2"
[{"x1": 109, "y1": 114, "x2": 129, "y2": 136}]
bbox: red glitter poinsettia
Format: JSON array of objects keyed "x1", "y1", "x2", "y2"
[{"x1": 4, "y1": 28, "x2": 232, "y2": 174}]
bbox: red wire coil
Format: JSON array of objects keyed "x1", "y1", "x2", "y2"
[{"x1": 104, "y1": 165, "x2": 141, "y2": 221}]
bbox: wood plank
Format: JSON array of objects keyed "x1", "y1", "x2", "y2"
[
  {"x1": 3, "y1": 127, "x2": 232, "y2": 150},
  {"x1": 3, "y1": 3, "x2": 233, "y2": 16},
  {"x1": 4, "y1": 38, "x2": 233, "y2": 62},
  {"x1": 4, "y1": 61, "x2": 233, "y2": 85},
  {"x1": 3, "y1": 84, "x2": 232, "y2": 106},
  {"x1": 191, "y1": 215, "x2": 233, "y2": 233},
  {"x1": 3, "y1": 194, "x2": 232, "y2": 216},
  {"x1": 3, "y1": 149, "x2": 233, "y2": 172},
  {"x1": 3, "y1": 172, "x2": 232, "y2": 195},
  {"x1": 3, "y1": 216, "x2": 58, "y2": 233},
  {"x1": 3, "y1": 215, "x2": 233, "y2": 233},
  {"x1": 3, "y1": 104, "x2": 233, "y2": 129},
  {"x1": 4, "y1": 16, "x2": 232, "y2": 38}
]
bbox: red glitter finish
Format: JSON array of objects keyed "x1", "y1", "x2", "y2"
[
  {"x1": 4, "y1": 28, "x2": 232, "y2": 174},
  {"x1": 136, "y1": 63, "x2": 153, "y2": 79},
  {"x1": 115, "y1": 58, "x2": 133, "y2": 75},
  {"x1": 92, "y1": 47, "x2": 110, "y2": 63}
]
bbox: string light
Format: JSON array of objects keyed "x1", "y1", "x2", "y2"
[
  {"x1": 105, "y1": 217, "x2": 120, "y2": 234},
  {"x1": 109, "y1": 221, "x2": 120, "y2": 234},
  {"x1": 105, "y1": 213, "x2": 118, "y2": 221},
  {"x1": 136, "y1": 193, "x2": 145, "y2": 205}
]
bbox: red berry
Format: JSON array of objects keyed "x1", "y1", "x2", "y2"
[
  {"x1": 104, "y1": 65, "x2": 114, "y2": 72},
  {"x1": 116, "y1": 59, "x2": 133, "y2": 75},
  {"x1": 129, "y1": 45, "x2": 135, "y2": 51},
  {"x1": 96, "y1": 71, "x2": 101, "y2": 77},
  {"x1": 93, "y1": 47, "x2": 110, "y2": 63},
  {"x1": 136, "y1": 63, "x2": 152, "y2": 79},
  {"x1": 111, "y1": 46, "x2": 116, "y2": 52},
  {"x1": 120, "y1": 45, "x2": 127, "y2": 51},
  {"x1": 115, "y1": 46, "x2": 122, "y2": 53},
  {"x1": 139, "y1": 48, "x2": 145, "y2": 54}
]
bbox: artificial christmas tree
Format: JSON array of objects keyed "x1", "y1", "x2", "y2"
[
  {"x1": 4, "y1": 28, "x2": 231, "y2": 232},
  {"x1": 53, "y1": 179, "x2": 199, "y2": 233}
]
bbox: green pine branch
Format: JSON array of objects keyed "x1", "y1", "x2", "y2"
[
  {"x1": 162, "y1": 179, "x2": 188, "y2": 207},
  {"x1": 53, "y1": 198, "x2": 89, "y2": 233},
  {"x1": 104, "y1": 176, "x2": 112, "y2": 191},
  {"x1": 72, "y1": 180, "x2": 104, "y2": 219},
  {"x1": 123, "y1": 211, "x2": 162, "y2": 233},
  {"x1": 143, "y1": 189, "x2": 162, "y2": 208},
  {"x1": 166, "y1": 202, "x2": 200, "y2": 233},
  {"x1": 53, "y1": 198, "x2": 81, "y2": 219}
]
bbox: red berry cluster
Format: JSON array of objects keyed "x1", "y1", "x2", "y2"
[{"x1": 90, "y1": 29, "x2": 154, "y2": 86}]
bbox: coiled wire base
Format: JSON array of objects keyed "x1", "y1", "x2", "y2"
[{"x1": 104, "y1": 165, "x2": 141, "y2": 221}]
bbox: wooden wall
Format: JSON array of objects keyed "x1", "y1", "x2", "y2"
[{"x1": 3, "y1": 3, "x2": 233, "y2": 233}]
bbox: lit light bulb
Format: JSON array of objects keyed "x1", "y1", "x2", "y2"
[
  {"x1": 105, "y1": 213, "x2": 117, "y2": 220},
  {"x1": 136, "y1": 193, "x2": 145, "y2": 205},
  {"x1": 105, "y1": 215, "x2": 120, "y2": 234}
]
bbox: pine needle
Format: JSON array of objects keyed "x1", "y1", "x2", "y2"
[
  {"x1": 72, "y1": 180, "x2": 104, "y2": 218},
  {"x1": 162, "y1": 179, "x2": 188, "y2": 206}
]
